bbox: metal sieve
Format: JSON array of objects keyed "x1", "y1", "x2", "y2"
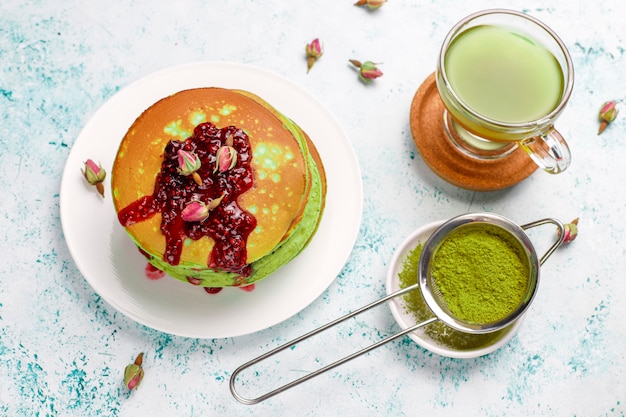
[
  {"x1": 419, "y1": 212, "x2": 542, "y2": 334},
  {"x1": 230, "y1": 212, "x2": 566, "y2": 405}
]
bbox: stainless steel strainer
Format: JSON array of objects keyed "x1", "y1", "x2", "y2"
[
  {"x1": 230, "y1": 212, "x2": 566, "y2": 405},
  {"x1": 419, "y1": 212, "x2": 542, "y2": 334}
]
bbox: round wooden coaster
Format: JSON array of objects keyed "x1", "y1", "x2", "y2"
[{"x1": 409, "y1": 73, "x2": 537, "y2": 191}]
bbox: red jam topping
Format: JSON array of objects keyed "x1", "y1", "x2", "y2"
[
  {"x1": 144, "y1": 263, "x2": 165, "y2": 280},
  {"x1": 118, "y1": 122, "x2": 256, "y2": 276}
]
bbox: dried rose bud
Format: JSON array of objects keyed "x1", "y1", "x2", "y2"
[
  {"x1": 177, "y1": 149, "x2": 203, "y2": 186},
  {"x1": 214, "y1": 146, "x2": 237, "y2": 173},
  {"x1": 181, "y1": 200, "x2": 210, "y2": 222},
  {"x1": 206, "y1": 194, "x2": 225, "y2": 211},
  {"x1": 305, "y1": 38, "x2": 323, "y2": 73},
  {"x1": 354, "y1": 0, "x2": 387, "y2": 10},
  {"x1": 82, "y1": 159, "x2": 106, "y2": 197},
  {"x1": 560, "y1": 218, "x2": 579, "y2": 243},
  {"x1": 124, "y1": 352, "x2": 145, "y2": 391},
  {"x1": 181, "y1": 196, "x2": 224, "y2": 222},
  {"x1": 598, "y1": 100, "x2": 619, "y2": 135},
  {"x1": 349, "y1": 59, "x2": 383, "y2": 83}
]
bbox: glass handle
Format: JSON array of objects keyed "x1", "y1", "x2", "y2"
[{"x1": 519, "y1": 129, "x2": 571, "y2": 174}]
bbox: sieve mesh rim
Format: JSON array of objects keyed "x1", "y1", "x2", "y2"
[{"x1": 418, "y1": 212, "x2": 540, "y2": 334}]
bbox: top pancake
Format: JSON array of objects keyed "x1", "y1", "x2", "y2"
[{"x1": 112, "y1": 88, "x2": 310, "y2": 267}]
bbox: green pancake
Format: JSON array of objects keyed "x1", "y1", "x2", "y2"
[{"x1": 112, "y1": 88, "x2": 326, "y2": 288}]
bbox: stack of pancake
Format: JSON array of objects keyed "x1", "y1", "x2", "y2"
[{"x1": 111, "y1": 88, "x2": 326, "y2": 288}]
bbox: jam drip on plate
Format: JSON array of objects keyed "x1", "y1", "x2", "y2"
[{"x1": 118, "y1": 122, "x2": 256, "y2": 276}]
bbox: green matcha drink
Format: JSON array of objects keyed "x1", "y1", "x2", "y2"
[{"x1": 444, "y1": 24, "x2": 564, "y2": 131}]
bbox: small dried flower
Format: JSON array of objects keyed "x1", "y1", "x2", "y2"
[
  {"x1": 181, "y1": 196, "x2": 224, "y2": 222},
  {"x1": 124, "y1": 352, "x2": 145, "y2": 391},
  {"x1": 206, "y1": 195, "x2": 225, "y2": 211},
  {"x1": 305, "y1": 38, "x2": 323, "y2": 73},
  {"x1": 82, "y1": 159, "x2": 106, "y2": 197},
  {"x1": 349, "y1": 59, "x2": 383, "y2": 83},
  {"x1": 560, "y1": 218, "x2": 579, "y2": 243},
  {"x1": 177, "y1": 149, "x2": 203, "y2": 186},
  {"x1": 354, "y1": 0, "x2": 387, "y2": 10},
  {"x1": 214, "y1": 142, "x2": 238, "y2": 174},
  {"x1": 181, "y1": 200, "x2": 210, "y2": 222},
  {"x1": 598, "y1": 100, "x2": 619, "y2": 135}
]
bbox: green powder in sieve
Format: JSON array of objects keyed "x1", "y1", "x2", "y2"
[
  {"x1": 398, "y1": 243, "x2": 509, "y2": 351},
  {"x1": 431, "y1": 224, "x2": 530, "y2": 324}
]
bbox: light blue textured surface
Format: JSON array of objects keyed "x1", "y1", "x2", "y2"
[{"x1": 1, "y1": 0, "x2": 625, "y2": 415}]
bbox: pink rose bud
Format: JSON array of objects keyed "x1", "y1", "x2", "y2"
[
  {"x1": 359, "y1": 61, "x2": 383, "y2": 81},
  {"x1": 354, "y1": 0, "x2": 387, "y2": 10},
  {"x1": 124, "y1": 352, "x2": 145, "y2": 391},
  {"x1": 82, "y1": 159, "x2": 106, "y2": 197},
  {"x1": 598, "y1": 100, "x2": 619, "y2": 135},
  {"x1": 305, "y1": 38, "x2": 324, "y2": 73},
  {"x1": 214, "y1": 146, "x2": 237, "y2": 173},
  {"x1": 177, "y1": 149, "x2": 203, "y2": 185},
  {"x1": 181, "y1": 196, "x2": 224, "y2": 222},
  {"x1": 181, "y1": 200, "x2": 211, "y2": 222},
  {"x1": 561, "y1": 218, "x2": 579, "y2": 243},
  {"x1": 177, "y1": 149, "x2": 201, "y2": 174},
  {"x1": 349, "y1": 59, "x2": 383, "y2": 83}
]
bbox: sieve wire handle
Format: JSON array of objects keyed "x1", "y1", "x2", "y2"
[
  {"x1": 230, "y1": 218, "x2": 566, "y2": 405},
  {"x1": 520, "y1": 217, "x2": 566, "y2": 265},
  {"x1": 229, "y1": 283, "x2": 438, "y2": 405}
]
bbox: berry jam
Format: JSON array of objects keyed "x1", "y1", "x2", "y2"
[
  {"x1": 118, "y1": 122, "x2": 256, "y2": 276},
  {"x1": 145, "y1": 263, "x2": 165, "y2": 280}
]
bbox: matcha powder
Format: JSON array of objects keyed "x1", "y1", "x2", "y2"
[
  {"x1": 431, "y1": 224, "x2": 530, "y2": 324},
  {"x1": 398, "y1": 243, "x2": 507, "y2": 351}
]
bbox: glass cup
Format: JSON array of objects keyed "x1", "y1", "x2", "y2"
[{"x1": 435, "y1": 9, "x2": 574, "y2": 174}]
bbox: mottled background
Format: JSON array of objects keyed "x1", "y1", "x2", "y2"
[{"x1": 1, "y1": 0, "x2": 625, "y2": 416}]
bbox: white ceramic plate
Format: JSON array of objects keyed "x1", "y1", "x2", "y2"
[
  {"x1": 60, "y1": 62, "x2": 363, "y2": 339},
  {"x1": 385, "y1": 220, "x2": 523, "y2": 358}
]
